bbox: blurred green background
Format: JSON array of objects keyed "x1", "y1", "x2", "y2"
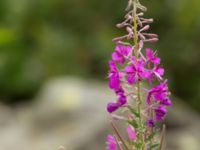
[{"x1": 0, "y1": 0, "x2": 199, "y2": 112}]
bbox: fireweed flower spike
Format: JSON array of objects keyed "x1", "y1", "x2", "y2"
[{"x1": 105, "y1": 0, "x2": 172, "y2": 150}]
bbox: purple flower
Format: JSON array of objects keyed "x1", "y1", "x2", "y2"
[
  {"x1": 127, "y1": 126, "x2": 137, "y2": 141},
  {"x1": 148, "y1": 66, "x2": 165, "y2": 83},
  {"x1": 106, "y1": 134, "x2": 117, "y2": 150},
  {"x1": 146, "y1": 48, "x2": 160, "y2": 65},
  {"x1": 112, "y1": 44, "x2": 132, "y2": 64},
  {"x1": 125, "y1": 59, "x2": 148, "y2": 84},
  {"x1": 155, "y1": 106, "x2": 167, "y2": 120},
  {"x1": 115, "y1": 87, "x2": 127, "y2": 105},
  {"x1": 107, "y1": 102, "x2": 119, "y2": 113},
  {"x1": 107, "y1": 87, "x2": 127, "y2": 113},
  {"x1": 108, "y1": 61, "x2": 122, "y2": 89},
  {"x1": 161, "y1": 98, "x2": 172, "y2": 106},
  {"x1": 147, "y1": 118, "x2": 155, "y2": 127},
  {"x1": 147, "y1": 80, "x2": 170, "y2": 105}
]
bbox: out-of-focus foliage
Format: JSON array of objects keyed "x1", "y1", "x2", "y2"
[{"x1": 0, "y1": 0, "x2": 199, "y2": 110}]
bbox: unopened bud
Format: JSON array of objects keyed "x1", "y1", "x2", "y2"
[
  {"x1": 137, "y1": 12, "x2": 144, "y2": 16},
  {"x1": 137, "y1": 18, "x2": 143, "y2": 27},
  {"x1": 139, "y1": 40, "x2": 144, "y2": 49},
  {"x1": 116, "y1": 23, "x2": 125, "y2": 28},
  {"x1": 137, "y1": 5, "x2": 147, "y2": 12},
  {"x1": 112, "y1": 35, "x2": 128, "y2": 42},
  {"x1": 139, "y1": 25, "x2": 150, "y2": 32},
  {"x1": 126, "y1": 27, "x2": 132, "y2": 33},
  {"x1": 144, "y1": 38, "x2": 159, "y2": 43},
  {"x1": 139, "y1": 33, "x2": 146, "y2": 40},
  {"x1": 143, "y1": 33, "x2": 158, "y2": 38},
  {"x1": 141, "y1": 18, "x2": 154, "y2": 24}
]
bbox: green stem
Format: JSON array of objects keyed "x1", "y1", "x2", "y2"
[{"x1": 132, "y1": 0, "x2": 145, "y2": 149}]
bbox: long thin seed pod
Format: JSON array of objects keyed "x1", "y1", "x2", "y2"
[
  {"x1": 111, "y1": 121, "x2": 131, "y2": 150},
  {"x1": 114, "y1": 135, "x2": 123, "y2": 150},
  {"x1": 159, "y1": 124, "x2": 166, "y2": 150}
]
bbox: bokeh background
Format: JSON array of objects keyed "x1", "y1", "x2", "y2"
[{"x1": 0, "y1": 0, "x2": 199, "y2": 150}]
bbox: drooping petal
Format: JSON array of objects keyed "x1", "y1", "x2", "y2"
[
  {"x1": 155, "y1": 106, "x2": 167, "y2": 120},
  {"x1": 109, "y1": 73, "x2": 120, "y2": 89},
  {"x1": 107, "y1": 102, "x2": 119, "y2": 113},
  {"x1": 118, "y1": 95, "x2": 127, "y2": 106}
]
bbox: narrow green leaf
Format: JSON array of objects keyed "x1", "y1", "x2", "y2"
[
  {"x1": 128, "y1": 106, "x2": 140, "y2": 118},
  {"x1": 149, "y1": 143, "x2": 160, "y2": 150},
  {"x1": 128, "y1": 120, "x2": 139, "y2": 128},
  {"x1": 146, "y1": 131, "x2": 157, "y2": 141}
]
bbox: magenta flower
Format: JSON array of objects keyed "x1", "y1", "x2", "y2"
[
  {"x1": 127, "y1": 126, "x2": 137, "y2": 141},
  {"x1": 147, "y1": 118, "x2": 155, "y2": 127},
  {"x1": 105, "y1": 0, "x2": 172, "y2": 148},
  {"x1": 155, "y1": 106, "x2": 167, "y2": 120},
  {"x1": 161, "y1": 98, "x2": 172, "y2": 106},
  {"x1": 148, "y1": 66, "x2": 165, "y2": 83},
  {"x1": 112, "y1": 44, "x2": 132, "y2": 64},
  {"x1": 125, "y1": 59, "x2": 148, "y2": 84},
  {"x1": 108, "y1": 61, "x2": 122, "y2": 89},
  {"x1": 107, "y1": 102, "x2": 120, "y2": 113},
  {"x1": 106, "y1": 134, "x2": 117, "y2": 150},
  {"x1": 147, "y1": 80, "x2": 170, "y2": 105},
  {"x1": 107, "y1": 87, "x2": 127, "y2": 113},
  {"x1": 146, "y1": 48, "x2": 160, "y2": 65},
  {"x1": 115, "y1": 87, "x2": 127, "y2": 105}
]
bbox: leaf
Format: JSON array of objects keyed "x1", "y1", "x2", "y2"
[
  {"x1": 149, "y1": 143, "x2": 160, "y2": 150},
  {"x1": 128, "y1": 106, "x2": 140, "y2": 118},
  {"x1": 146, "y1": 131, "x2": 157, "y2": 141},
  {"x1": 128, "y1": 120, "x2": 139, "y2": 129},
  {"x1": 134, "y1": 142, "x2": 143, "y2": 149}
]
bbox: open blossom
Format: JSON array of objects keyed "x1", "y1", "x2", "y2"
[
  {"x1": 155, "y1": 106, "x2": 167, "y2": 120},
  {"x1": 147, "y1": 80, "x2": 170, "y2": 105},
  {"x1": 112, "y1": 44, "x2": 132, "y2": 64},
  {"x1": 127, "y1": 126, "x2": 137, "y2": 141},
  {"x1": 148, "y1": 66, "x2": 164, "y2": 83},
  {"x1": 106, "y1": 134, "x2": 117, "y2": 150},
  {"x1": 146, "y1": 48, "x2": 160, "y2": 65},
  {"x1": 125, "y1": 58, "x2": 149, "y2": 84}
]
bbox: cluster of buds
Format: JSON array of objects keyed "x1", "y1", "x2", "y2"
[{"x1": 106, "y1": 0, "x2": 171, "y2": 150}]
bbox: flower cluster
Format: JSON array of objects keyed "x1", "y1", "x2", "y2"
[
  {"x1": 106, "y1": 0, "x2": 172, "y2": 150},
  {"x1": 107, "y1": 46, "x2": 170, "y2": 121}
]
